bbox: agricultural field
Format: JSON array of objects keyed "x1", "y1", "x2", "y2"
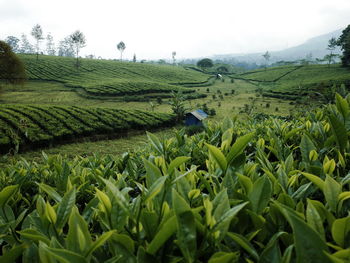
[
  {"x1": 19, "y1": 55, "x2": 210, "y2": 100},
  {"x1": 0, "y1": 104, "x2": 174, "y2": 153},
  {"x1": 233, "y1": 64, "x2": 350, "y2": 102},
  {"x1": 0, "y1": 94, "x2": 350, "y2": 262}
]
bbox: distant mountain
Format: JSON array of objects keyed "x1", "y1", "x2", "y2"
[{"x1": 211, "y1": 29, "x2": 343, "y2": 67}]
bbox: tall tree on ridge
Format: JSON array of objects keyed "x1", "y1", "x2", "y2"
[
  {"x1": 46, "y1": 33, "x2": 56, "y2": 56},
  {"x1": 20, "y1": 34, "x2": 34, "y2": 54},
  {"x1": 172, "y1": 51, "x2": 177, "y2": 65},
  {"x1": 69, "y1": 30, "x2": 86, "y2": 67},
  {"x1": 262, "y1": 51, "x2": 270, "y2": 70},
  {"x1": 31, "y1": 24, "x2": 44, "y2": 60},
  {"x1": 117, "y1": 41, "x2": 126, "y2": 61}
]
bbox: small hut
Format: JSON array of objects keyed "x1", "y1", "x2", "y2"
[{"x1": 185, "y1": 109, "x2": 208, "y2": 126}]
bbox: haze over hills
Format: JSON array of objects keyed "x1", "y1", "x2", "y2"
[{"x1": 207, "y1": 29, "x2": 343, "y2": 67}]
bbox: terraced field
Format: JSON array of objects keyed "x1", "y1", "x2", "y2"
[
  {"x1": 20, "y1": 55, "x2": 209, "y2": 99},
  {"x1": 0, "y1": 104, "x2": 174, "y2": 153},
  {"x1": 232, "y1": 64, "x2": 350, "y2": 101}
]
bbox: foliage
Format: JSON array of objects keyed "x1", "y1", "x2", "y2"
[
  {"x1": 197, "y1": 58, "x2": 214, "y2": 69},
  {"x1": 31, "y1": 24, "x2": 44, "y2": 60},
  {"x1": 0, "y1": 104, "x2": 174, "y2": 153},
  {"x1": 1, "y1": 94, "x2": 350, "y2": 261},
  {"x1": 117, "y1": 41, "x2": 126, "y2": 61},
  {"x1": 0, "y1": 41, "x2": 27, "y2": 85},
  {"x1": 69, "y1": 30, "x2": 86, "y2": 67},
  {"x1": 4, "y1": 36, "x2": 20, "y2": 53},
  {"x1": 169, "y1": 91, "x2": 186, "y2": 123},
  {"x1": 337, "y1": 24, "x2": 350, "y2": 67},
  {"x1": 19, "y1": 54, "x2": 208, "y2": 100}
]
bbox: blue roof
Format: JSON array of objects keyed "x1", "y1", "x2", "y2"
[{"x1": 188, "y1": 109, "x2": 208, "y2": 120}]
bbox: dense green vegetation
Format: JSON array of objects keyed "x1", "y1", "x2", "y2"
[
  {"x1": 0, "y1": 94, "x2": 350, "y2": 262},
  {"x1": 20, "y1": 55, "x2": 209, "y2": 100},
  {"x1": 233, "y1": 64, "x2": 350, "y2": 102},
  {"x1": 0, "y1": 104, "x2": 174, "y2": 153}
]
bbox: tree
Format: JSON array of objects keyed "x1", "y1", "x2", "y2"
[
  {"x1": 262, "y1": 51, "x2": 270, "y2": 70},
  {"x1": 0, "y1": 41, "x2": 27, "y2": 95},
  {"x1": 337, "y1": 25, "x2": 350, "y2": 67},
  {"x1": 58, "y1": 36, "x2": 74, "y2": 57},
  {"x1": 69, "y1": 30, "x2": 86, "y2": 67},
  {"x1": 5, "y1": 36, "x2": 20, "y2": 53},
  {"x1": 172, "y1": 51, "x2": 176, "y2": 65},
  {"x1": 133, "y1": 53, "x2": 136, "y2": 62},
  {"x1": 31, "y1": 24, "x2": 44, "y2": 60},
  {"x1": 117, "y1": 41, "x2": 126, "y2": 61},
  {"x1": 169, "y1": 91, "x2": 186, "y2": 123},
  {"x1": 197, "y1": 58, "x2": 213, "y2": 70},
  {"x1": 20, "y1": 34, "x2": 34, "y2": 54},
  {"x1": 46, "y1": 33, "x2": 56, "y2": 56}
]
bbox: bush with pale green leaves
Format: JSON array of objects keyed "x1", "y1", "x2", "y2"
[{"x1": 1, "y1": 94, "x2": 350, "y2": 262}]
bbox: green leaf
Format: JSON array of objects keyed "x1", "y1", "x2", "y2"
[
  {"x1": 18, "y1": 229, "x2": 51, "y2": 245},
  {"x1": 0, "y1": 185, "x2": 18, "y2": 208},
  {"x1": 41, "y1": 244, "x2": 87, "y2": 263},
  {"x1": 274, "y1": 201, "x2": 330, "y2": 263},
  {"x1": 237, "y1": 173, "x2": 253, "y2": 195},
  {"x1": 306, "y1": 199, "x2": 325, "y2": 240},
  {"x1": 212, "y1": 201, "x2": 248, "y2": 232},
  {"x1": 144, "y1": 176, "x2": 168, "y2": 204},
  {"x1": 248, "y1": 175, "x2": 272, "y2": 214},
  {"x1": 301, "y1": 172, "x2": 325, "y2": 191},
  {"x1": 221, "y1": 117, "x2": 234, "y2": 133},
  {"x1": 328, "y1": 113, "x2": 348, "y2": 153},
  {"x1": 335, "y1": 93, "x2": 349, "y2": 120},
  {"x1": 227, "y1": 232, "x2": 259, "y2": 261},
  {"x1": 0, "y1": 243, "x2": 28, "y2": 263},
  {"x1": 143, "y1": 159, "x2": 162, "y2": 188},
  {"x1": 259, "y1": 232, "x2": 286, "y2": 263},
  {"x1": 206, "y1": 143, "x2": 227, "y2": 172},
  {"x1": 101, "y1": 178, "x2": 129, "y2": 213},
  {"x1": 168, "y1": 156, "x2": 191, "y2": 175},
  {"x1": 147, "y1": 132, "x2": 164, "y2": 156},
  {"x1": 332, "y1": 217, "x2": 350, "y2": 248},
  {"x1": 66, "y1": 207, "x2": 92, "y2": 255},
  {"x1": 208, "y1": 251, "x2": 239, "y2": 263},
  {"x1": 147, "y1": 215, "x2": 177, "y2": 255},
  {"x1": 56, "y1": 188, "x2": 76, "y2": 232},
  {"x1": 38, "y1": 183, "x2": 62, "y2": 203},
  {"x1": 172, "y1": 189, "x2": 196, "y2": 263},
  {"x1": 111, "y1": 233, "x2": 135, "y2": 254},
  {"x1": 226, "y1": 132, "x2": 255, "y2": 165},
  {"x1": 300, "y1": 134, "x2": 317, "y2": 164},
  {"x1": 281, "y1": 245, "x2": 294, "y2": 263},
  {"x1": 85, "y1": 230, "x2": 116, "y2": 257},
  {"x1": 324, "y1": 175, "x2": 342, "y2": 212}
]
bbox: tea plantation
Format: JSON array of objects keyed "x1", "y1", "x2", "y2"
[
  {"x1": 1, "y1": 94, "x2": 350, "y2": 262},
  {"x1": 232, "y1": 64, "x2": 350, "y2": 101},
  {"x1": 20, "y1": 55, "x2": 209, "y2": 100},
  {"x1": 0, "y1": 104, "x2": 174, "y2": 153}
]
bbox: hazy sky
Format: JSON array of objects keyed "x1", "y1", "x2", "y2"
[{"x1": 1, "y1": 0, "x2": 349, "y2": 60}]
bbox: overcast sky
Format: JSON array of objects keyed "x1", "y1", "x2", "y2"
[{"x1": 0, "y1": 0, "x2": 349, "y2": 60}]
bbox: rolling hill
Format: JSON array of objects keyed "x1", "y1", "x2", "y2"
[{"x1": 20, "y1": 54, "x2": 210, "y2": 100}]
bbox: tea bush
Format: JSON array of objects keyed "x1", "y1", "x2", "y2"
[{"x1": 0, "y1": 94, "x2": 350, "y2": 262}]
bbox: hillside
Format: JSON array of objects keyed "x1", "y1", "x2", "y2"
[
  {"x1": 20, "y1": 55, "x2": 210, "y2": 100},
  {"x1": 232, "y1": 64, "x2": 350, "y2": 101}
]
